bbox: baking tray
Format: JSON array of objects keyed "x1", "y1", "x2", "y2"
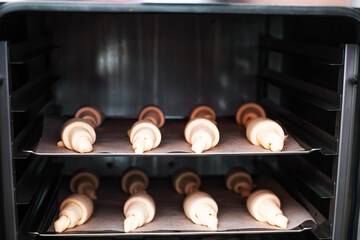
[
  {"x1": 31, "y1": 175, "x2": 316, "y2": 237},
  {"x1": 24, "y1": 116, "x2": 319, "y2": 156}
]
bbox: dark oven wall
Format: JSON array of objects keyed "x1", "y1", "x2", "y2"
[{"x1": 48, "y1": 13, "x2": 265, "y2": 117}]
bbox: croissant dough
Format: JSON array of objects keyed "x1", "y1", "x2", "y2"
[
  {"x1": 183, "y1": 191, "x2": 218, "y2": 230},
  {"x1": 123, "y1": 192, "x2": 156, "y2": 232},
  {"x1": 138, "y1": 105, "x2": 165, "y2": 128},
  {"x1": 70, "y1": 171, "x2": 99, "y2": 200},
  {"x1": 122, "y1": 167, "x2": 155, "y2": 232},
  {"x1": 236, "y1": 103, "x2": 266, "y2": 128},
  {"x1": 184, "y1": 106, "x2": 220, "y2": 153},
  {"x1": 225, "y1": 167, "x2": 253, "y2": 197},
  {"x1": 236, "y1": 103, "x2": 285, "y2": 152},
  {"x1": 75, "y1": 105, "x2": 105, "y2": 128},
  {"x1": 184, "y1": 118, "x2": 220, "y2": 153},
  {"x1": 57, "y1": 118, "x2": 96, "y2": 153},
  {"x1": 172, "y1": 168, "x2": 218, "y2": 230},
  {"x1": 54, "y1": 193, "x2": 94, "y2": 233},
  {"x1": 246, "y1": 117, "x2": 285, "y2": 152},
  {"x1": 128, "y1": 120, "x2": 162, "y2": 154},
  {"x1": 121, "y1": 168, "x2": 149, "y2": 194},
  {"x1": 189, "y1": 105, "x2": 216, "y2": 122},
  {"x1": 172, "y1": 168, "x2": 201, "y2": 195},
  {"x1": 247, "y1": 189, "x2": 288, "y2": 229}
]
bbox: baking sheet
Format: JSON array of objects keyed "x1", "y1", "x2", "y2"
[
  {"x1": 25, "y1": 116, "x2": 318, "y2": 156},
  {"x1": 45, "y1": 175, "x2": 315, "y2": 235}
]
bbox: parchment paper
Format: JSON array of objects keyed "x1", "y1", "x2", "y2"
[
  {"x1": 47, "y1": 175, "x2": 316, "y2": 233},
  {"x1": 27, "y1": 116, "x2": 313, "y2": 156}
]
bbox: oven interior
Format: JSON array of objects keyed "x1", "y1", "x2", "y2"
[{"x1": 0, "y1": 9, "x2": 359, "y2": 240}]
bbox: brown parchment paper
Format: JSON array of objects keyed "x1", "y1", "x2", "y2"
[
  {"x1": 47, "y1": 175, "x2": 315, "y2": 233},
  {"x1": 28, "y1": 116, "x2": 313, "y2": 156}
]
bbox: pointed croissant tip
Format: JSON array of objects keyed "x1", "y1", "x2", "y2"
[
  {"x1": 205, "y1": 215, "x2": 218, "y2": 230},
  {"x1": 134, "y1": 147, "x2": 144, "y2": 154},
  {"x1": 269, "y1": 141, "x2": 283, "y2": 152},
  {"x1": 133, "y1": 138, "x2": 145, "y2": 154},
  {"x1": 192, "y1": 146, "x2": 204, "y2": 153},
  {"x1": 124, "y1": 215, "x2": 138, "y2": 232},
  {"x1": 191, "y1": 139, "x2": 205, "y2": 153},
  {"x1": 275, "y1": 214, "x2": 288, "y2": 229},
  {"x1": 54, "y1": 215, "x2": 70, "y2": 233},
  {"x1": 76, "y1": 137, "x2": 93, "y2": 153}
]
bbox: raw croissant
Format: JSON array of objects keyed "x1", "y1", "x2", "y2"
[
  {"x1": 236, "y1": 103, "x2": 285, "y2": 152},
  {"x1": 236, "y1": 103, "x2": 266, "y2": 128},
  {"x1": 75, "y1": 105, "x2": 105, "y2": 128},
  {"x1": 246, "y1": 117, "x2": 285, "y2": 152},
  {"x1": 189, "y1": 105, "x2": 216, "y2": 122},
  {"x1": 128, "y1": 106, "x2": 164, "y2": 153},
  {"x1": 128, "y1": 120, "x2": 162, "y2": 154},
  {"x1": 225, "y1": 167, "x2": 253, "y2": 197},
  {"x1": 185, "y1": 106, "x2": 220, "y2": 153},
  {"x1": 70, "y1": 171, "x2": 99, "y2": 200},
  {"x1": 123, "y1": 192, "x2": 156, "y2": 232},
  {"x1": 172, "y1": 167, "x2": 201, "y2": 195},
  {"x1": 138, "y1": 105, "x2": 165, "y2": 128},
  {"x1": 121, "y1": 167, "x2": 149, "y2": 195},
  {"x1": 57, "y1": 118, "x2": 96, "y2": 153},
  {"x1": 247, "y1": 189, "x2": 288, "y2": 229},
  {"x1": 172, "y1": 168, "x2": 218, "y2": 230},
  {"x1": 54, "y1": 193, "x2": 94, "y2": 233},
  {"x1": 121, "y1": 167, "x2": 155, "y2": 232},
  {"x1": 184, "y1": 191, "x2": 218, "y2": 230}
]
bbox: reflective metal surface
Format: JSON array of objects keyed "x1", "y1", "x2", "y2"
[
  {"x1": 332, "y1": 44, "x2": 359, "y2": 240},
  {"x1": 0, "y1": 0, "x2": 353, "y2": 7},
  {"x1": 50, "y1": 13, "x2": 264, "y2": 117},
  {"x1": 0, "y1": 42, "x2": 17, "y2": 240}
]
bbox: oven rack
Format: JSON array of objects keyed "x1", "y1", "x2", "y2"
[
  {"x1": 23, "y1": 116, "x2": 319, "y2": 157},
  {"x1": 31, "y1": 175, "x2": 316, "y2": 237}
]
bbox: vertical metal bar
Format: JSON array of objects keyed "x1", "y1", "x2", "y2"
[
  {"x1": 0, "y1": 42, "x2": 17, "y2": 239},
  {"x1": 153, "y1": 14, "x2": 159, "y2": 105},
  {"x1": 332, "y1": 44, "x2": 359, "y2": 240}
]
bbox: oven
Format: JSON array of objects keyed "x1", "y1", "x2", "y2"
[{"x1": 0, "y1": 1, "x2": 359, "y2": 240}]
